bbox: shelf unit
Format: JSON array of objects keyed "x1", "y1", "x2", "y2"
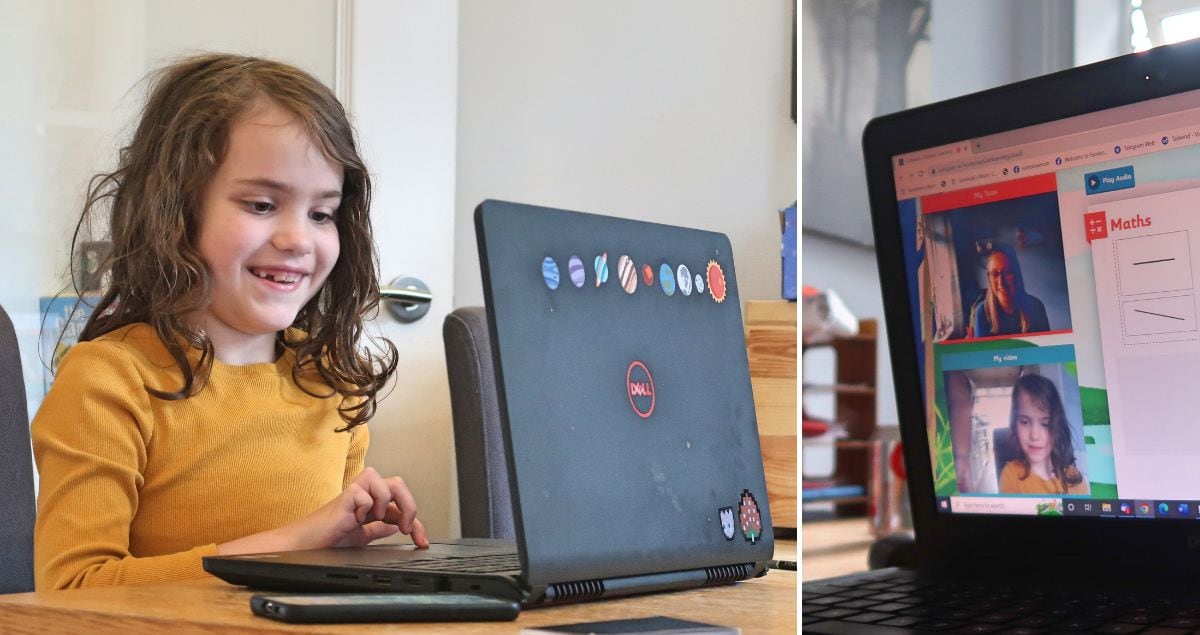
[
  {"x1": 802, "y1": 319, "x2": 878, "y2": 517},
  {"x1": 745, "y1": 301, "x2": 798, "y2": 529}
]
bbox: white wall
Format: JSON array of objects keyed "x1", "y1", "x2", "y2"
[
  {"x1": 453, "y1": 0, "x2": 797, "y2": 308},
  {"x1": 929, "y1": 0, "x2": 1073, "y2": 101}
]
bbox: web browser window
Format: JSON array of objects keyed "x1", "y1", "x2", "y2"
[{"x1": 893, "y1": 89, "x2": 1200, "y2": 519}]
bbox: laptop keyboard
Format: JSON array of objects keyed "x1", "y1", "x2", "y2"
[
  {"x1": 379, "y1": 553, "x2": 521, "y2": 574},
  {"x1": 804, "y1": 569, "x2": 1200, "y2": 634}
]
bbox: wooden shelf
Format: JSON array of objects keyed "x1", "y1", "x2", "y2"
[
  {"x1": 745, "y1": 301, "x2": 797, "y2": 529},
  {"x1": 802, "y1": 319, "x2": 878, "y2": 517},
  {"x1": 802, "y1": 382, "x2": 875, "y2": 395}
]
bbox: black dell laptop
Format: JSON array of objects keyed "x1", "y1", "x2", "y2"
[
  {"x1": 204, "y1": 200, "x2": 775, "y2": 606},
  {"x1": 804, "y1": 37, "x2": 1200, "y2": 634}
]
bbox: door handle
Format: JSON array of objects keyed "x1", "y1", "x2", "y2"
[{"x1": 380, "y1": 276, "x2": 432, "y2": 323}]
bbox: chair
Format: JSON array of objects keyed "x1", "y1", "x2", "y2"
[
  {"x1": 993, "y1": 427, "x2": 1021, "y2": 480},
  {"x1": 442, "y1": 306, "x2": 514, "y2": 539},
  {"x1": 0, "y1": 304, "x2": 35, "y2": 593}
]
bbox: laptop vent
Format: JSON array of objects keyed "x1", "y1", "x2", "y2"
[
  {"x1": 546, "y1": 579, "x2": 605, "y2": 602},
  {"x1": 703, "y1": 563, "x2": 752, "y2": 585}
]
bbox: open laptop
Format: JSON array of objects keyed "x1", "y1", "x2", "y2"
[
  {"x1": 803, "y1": 37, "x2": 1200, "y2": 634},
  {"x1": 204, "y1": 199, "x2": 775, "y2": 606}
]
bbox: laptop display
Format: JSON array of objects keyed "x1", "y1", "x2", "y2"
[{"x1": 878, "y1": 55, "x2": 1200, "y2": 521}]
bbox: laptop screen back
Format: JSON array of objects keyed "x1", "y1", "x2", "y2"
[
  {"x1": 887, "y1": 79, "x2": 1200, "y2": 521},
  {"x1": 474, "y1": 200, "x2": 774, "y2": 586}
]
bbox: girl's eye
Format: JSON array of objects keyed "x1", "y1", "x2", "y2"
[
  {"x1": 245, "y1": 201, "x2": 274, "y2": 213},
  {"x1": 310, "y1": 210, "x2": 336, "y2": 224}
]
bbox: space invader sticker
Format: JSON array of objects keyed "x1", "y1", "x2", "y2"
[
  {"x1": 718, "y1": 506, "x2": 735, "y2": 541},
  {"x1": 1085, "y1": 210, "x2": 1108, "y2": 243}
]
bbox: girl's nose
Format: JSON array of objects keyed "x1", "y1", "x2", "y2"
[{"x1": 271, "y1": 209, "x2": 314, "y2": 255}]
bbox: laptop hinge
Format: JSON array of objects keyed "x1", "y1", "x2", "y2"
[
  {"x1": 545, "y1": 578, "x2": 605, "y2": 602},
  {"x1": 702, "y1": 563, "x2": 753, "y2": 585}
]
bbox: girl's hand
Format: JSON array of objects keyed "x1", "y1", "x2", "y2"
[
  {"x1": 293, "y1": 467, "x2": 430, "y2": 549},
  {"x1": 217, "y1": 467, "x2": 429, "y2": 556}
]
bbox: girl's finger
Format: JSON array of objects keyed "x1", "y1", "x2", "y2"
[
  {"x1": 409, "y1": 518, "x2": 430, "y2": 549},
  {"x1": 347, "y1": 483, "x2": 374, "y2": 524},
  {"x1": 383, "y1": 476, "x2": 419, "y2": 533}
]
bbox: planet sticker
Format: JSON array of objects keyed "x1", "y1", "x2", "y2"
[
  {"x1": 659, "y1": 263, "x2": 676, "y2": 296},
  {"x1": 642, "y1": 264, "x2": 654, "y2": 286},
  {"x1": 594, "y1": 253, "x2": 609, "y2": 287},
  {"x1": 676, "y1": 264, "x2": 692, "y2": 296},
  {"x1": 695, "y1": 273, "x2": 704, "y2": 294},
  {"x1": 706, "y1": 260, "x2": 726, "y2": 303},
  {"x1": 541, "y1": 257, "x2": 560, "y2": 290},
  {"x1": 568, "y1": 255, "x2": 585, "y2": 288},
  {"x1": 617, "y1": 255, "x2": 637, "y2": 294}
]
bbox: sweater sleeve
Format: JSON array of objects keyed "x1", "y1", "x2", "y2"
[
  {"x1": 32, "y1": 341, "x2": 217, "y2": 590},
  {"x1": 342, "y1": 423, "x2": 370, "y2": 488}
]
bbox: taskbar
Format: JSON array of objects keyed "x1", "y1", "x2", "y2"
[{"x1": 937, "y1": 496, "x2": 1200, "y2": 519}]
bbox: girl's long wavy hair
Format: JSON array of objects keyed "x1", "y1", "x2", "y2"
[
  {"x1": 70, "y1": 53, "x2": 396, "y2": 431},
  {"x1": 1007, "y1": 373, "x2": 1084, "y2": 493}
]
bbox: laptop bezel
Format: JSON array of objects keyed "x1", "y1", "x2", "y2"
[{"x1": 862, "y1": 37, "x2": 1200, "y2": 575}]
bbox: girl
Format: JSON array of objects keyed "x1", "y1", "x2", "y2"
[
  {"x1": 32, "y1": 53, "x2": 429, "y2": 590},
  {"x1": 998, "y1": 373, "x2": 1088, "y2": 495}
]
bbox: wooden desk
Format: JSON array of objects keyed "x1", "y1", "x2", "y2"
[
  {"x1": 801, "y1": 518, "x2": 873, "y2": 581},
  {"x1": 0, "y1": 543, "x2": 797, "y2": 633}
]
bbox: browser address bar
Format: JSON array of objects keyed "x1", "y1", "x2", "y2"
[{"x1": 931, "y1": 150, "x2": 1025, "y2": 175}]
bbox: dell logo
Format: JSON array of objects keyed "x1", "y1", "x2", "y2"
[{"x1": 626, "y1": 360, "x2": 656, "y2": 419}]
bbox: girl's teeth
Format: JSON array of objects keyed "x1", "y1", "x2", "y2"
[{"x1": 254, "y1": 270, "x2": 299, "y2": 283}]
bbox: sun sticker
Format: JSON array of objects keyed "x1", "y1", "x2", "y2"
[{"x1": 706, "y1": 260, "x2": 727, "y2": 304}]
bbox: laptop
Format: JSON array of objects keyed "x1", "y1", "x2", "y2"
[
  {"x1": 204, "y1": 199, "x2": 776, "y2": 606},
  {"x1": 803, "y1": 37, "x2": 1200, "y2": 634}
]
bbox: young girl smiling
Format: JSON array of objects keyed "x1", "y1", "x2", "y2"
[{"x1": 33, "y1": 54, "x2": 428, "y2": 590}]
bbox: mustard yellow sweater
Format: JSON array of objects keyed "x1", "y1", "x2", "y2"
[{"x1": 32, "y1": 324, "x2": 367, "y2": 590}]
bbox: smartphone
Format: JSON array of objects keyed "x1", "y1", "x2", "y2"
[{"x1": 249, "y1": 592, "x2": 521, "y2": 623}]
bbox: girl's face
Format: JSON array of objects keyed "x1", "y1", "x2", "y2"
[
  {"x1": 193, "y1": 101, "x2": 342, "y2": 362},
  {"x1": 1014, "y1": 389, "x2": 1053, "y2": 468}
]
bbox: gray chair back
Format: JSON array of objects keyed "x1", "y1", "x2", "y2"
[
  {"x1": 0, "y1": 304, "x2": 35, "y2": 593},
  {"x1": 443, "y1": 306, "x2": 514, "y2": 539}
]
